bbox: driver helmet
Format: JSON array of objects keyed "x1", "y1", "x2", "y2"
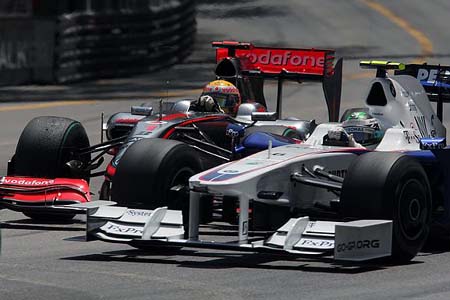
[
  {"x1": 201, "y1": 80, "x2": 241, "y2": 115},
  {"x1": 342, "y1": 111, "x2": 384, "y2": 147}
]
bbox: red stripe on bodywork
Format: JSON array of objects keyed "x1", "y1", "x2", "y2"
[
  {"x1": 160, "y1": 113, "x2": 190, "y2": 121},
  {"x1": 162, "y1": 115, "x2": 228, "y2": 139},
  {"x1": 115, "y1": 118, "x2": 141, "y2": 124}
]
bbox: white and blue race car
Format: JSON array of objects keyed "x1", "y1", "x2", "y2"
[{"x1": 81, "y1": 61, "x2": 450, "y2": 263}]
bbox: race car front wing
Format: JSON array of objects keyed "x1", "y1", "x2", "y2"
[{"x1": 82, "y1": 204, "x2": 393, "y2": 262}]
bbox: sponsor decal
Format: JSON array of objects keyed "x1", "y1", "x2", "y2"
[
  {"x1": 126, "y1": 209, "x2": 153, "y2": 217},
  {"x1": 414, "y1": 115, "x2": 428, "y2": 137},
  {"x1": 215, "y1": 46, "x2": 329, "y2": 75},
  {"x1": 204, "y1": 86, "x2": 239, "y2": 94},
  {"x1": 222, "y1": 169, "x2": 240, "y2": 174},
  {"x1": 336, "y1": 239, "x2": 380, "y2": 252},
  {"x1": 417, "y1": 68, "x2": 439, "y2": 82},
  {"x1": 246, "y1": 50, "x2": 325, "y2": 68},
  {"x1": 403, "y1": 130, "x2": 420, "y2": 144},
  {"x1": 271, "y1": 153, "x2": 286, "y2": 156},
  {"x1": 226, "y1": 128, "x2": 241, "y2": 138},
  {"x1": 401, "y1": 88, "x2": 410, "y2": 98},
  {"x1": 245, "y1": 161, "x2": 263, "y2": 165},
  {"x1": 431, "y1": 129, "x2": 436, "y2": 138},
  {"x1": 298, "y1": 238, "x2": 334, "y2": 249},
  {"x1": 0, "y1": 177, "x2": 55, "y2": 186},
  {"x1": 329, "y1": 169, "x2": 347, "y2": 177},
  {"x1": 242, "y1": 220, "x2": 248, "y2": 235},
  {"x1": 307, "y1": 221, "x2": 316, "y2": 229},
  {"x1": 101, "y1": 222, "x2": 143, "y2": 236},
  {"x1": 115, "y1": 118, "x2": 140, "y2": 124}
]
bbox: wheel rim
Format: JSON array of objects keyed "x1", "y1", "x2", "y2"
[
  {"x1": 170, "y1": 166, "x2": 195, "y2": 189},
  {"x1": 398, "y1": 178, "x2": 428, "y2": 241},
  {"x1": 166, "y1": 166, "x2": 196, "y2": 210}
]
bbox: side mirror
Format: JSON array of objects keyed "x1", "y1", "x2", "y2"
[
  {"x1": 251, "y1": 111, "x2": 278, "y2": 121},
  {"x1": 131, "y1": 106, "x2": 153, "y2": 116}
]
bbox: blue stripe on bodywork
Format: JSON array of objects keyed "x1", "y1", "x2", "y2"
[
  {"x1": 404, "y1": 150, "x2": 438, "y2": 163},
  {"x1": 199, "y1": 148, "x2": 369, "y2": 182},
  {"x1": 421, "y1": 81, "x2": 450, "y2": 89},
  {"x1": 199, "y1": 172, "x2": 241, "y2": 181}
]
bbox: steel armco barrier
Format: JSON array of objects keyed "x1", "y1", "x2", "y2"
[{"x1": 55, "y1": 0, "x2": 196, "y2": 83}]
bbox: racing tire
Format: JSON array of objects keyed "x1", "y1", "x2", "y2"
[
  {"x1": 13, "y1": 116, "x2": 90, "y2": 221},
  {"x1": 340, "y1": 152, "x2": 432, "y2": 263},
  {"x1": 99, "y1": 180, "x2": 111, "y2": 200},
  {"x1": 111, "y1": 138, "x2": 204, "y2": 211}
]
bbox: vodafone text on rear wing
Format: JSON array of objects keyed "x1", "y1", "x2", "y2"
[{"x1": 212, "y1": 41, "x2": 343, "y2": 122}]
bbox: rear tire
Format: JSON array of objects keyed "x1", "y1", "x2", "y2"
[
  {"x1": 340, "y1": 152, "x2": 431, "y2": 263},
  {"x1": 12, "y1": 116, "x2": 90, "y2": 221}
]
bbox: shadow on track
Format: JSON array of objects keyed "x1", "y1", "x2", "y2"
[
  {"x1": 61, "y1": 246, "x2": 422, "y2": 274},
  {"x1": 0, "y1": 217, "x2": 85, "y2": 232},
  {"x1": 420, "y1": 234, "x2": 450, "y2": 257}
]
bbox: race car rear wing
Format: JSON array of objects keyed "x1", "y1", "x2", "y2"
[
  {"x1": 212, "y1": 41, "x2": 343, "y2": 122},
  {"x1": 395, "y1": 64, "x2": 450, "y2": 121}
]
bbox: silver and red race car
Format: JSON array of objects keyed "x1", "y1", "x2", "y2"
[
  {"x1": 83, "y1": 61, "x2": 450, "y2": 263},
  {"x1": 0, "y1": 41, "x2": 342, "y2": 220}
]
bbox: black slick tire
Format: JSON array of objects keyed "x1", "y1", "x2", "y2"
[
  {"x1": 12, "y1": 116, "x2": 90, "y2": 220},
  {"x1": 340, "y1": 152, "x2": 431, "y2": 263},
  {"x1": 111, "y1": 138, "x2": 203, "y2": 211}
]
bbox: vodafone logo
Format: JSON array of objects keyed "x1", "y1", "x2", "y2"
[
  {"x1": 0, "y1": 177, "x2": 55, "y2": 186},
  {"x1": 246, "y1": 51, "x2": 325, "y2": 68}
]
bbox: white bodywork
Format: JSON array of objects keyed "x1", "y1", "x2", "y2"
[
  {"x1": 191, "y1": 74, "x2": 445, "y2": 189},
  {"x1": 188, "y1": 73, "x2": 445, "y2": 244}
]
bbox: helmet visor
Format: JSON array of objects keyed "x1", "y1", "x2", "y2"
[
  {"x1": 344, "y1": 126, "x2": 379, "y2": 145},
  {"x1": 202, "y1": 92, "x2": 239, "y2": 112}
]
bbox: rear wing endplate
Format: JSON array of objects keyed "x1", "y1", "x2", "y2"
[{"x1": 212, "y1": 41, "x2": 343, "y2": 122}]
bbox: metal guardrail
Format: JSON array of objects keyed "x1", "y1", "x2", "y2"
[{"x1": 54, "y1": 0, "x2": 196, "y2": 83}]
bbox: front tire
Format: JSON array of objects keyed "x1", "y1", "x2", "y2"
[
  {"x1": 13, "y1": 116, "x2": 90, "y2": 180},
  {"x1": 12, "y1": 116, "x2": 90, "y2": 221},
  {"x1": 111, "y1": 138, "x2": 203, "y2": 210},
  {"x1": 340, "y1": 152, "x2": 431, "y2": 263}
]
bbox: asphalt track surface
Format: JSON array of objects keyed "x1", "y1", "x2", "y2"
[{"x1": 2, "y1": 1, "x2": 450, "y2": 299}]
